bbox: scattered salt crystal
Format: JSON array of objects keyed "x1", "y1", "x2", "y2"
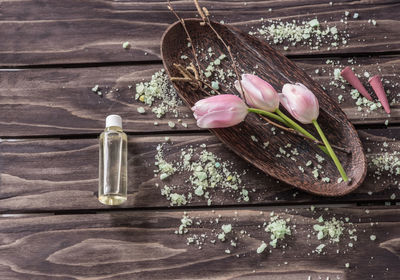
[
  {"x1": 308, "y1": 18, "x2": 320, "y2": 28},
  {"x1": 322, "y1": 177, "x2": 330, "y2": 183},
  {"x1": 315, "y1": 244, "x2": 325, "y2": 254},
  {"x1": 122, "y1": 41, "x2": 131, "y2": 49},
  {"x1": 256, "y1": 242, "x2": 267, "y2": 254},
  {"x1": 168, "y1": 121, "x2": 176, "y2": 128},
  {"x1": 222, "y1": 224, "x2": 232, "y2": 234},
  {"x1": 91, "y1": 85, "x2": 99, "y2": 92},
  {"x1": 211, "y1": 81, "x2": 219, "y2": 90},
  {"x1": 137, "y1": 107, "x2": 146, "y2": 114}
]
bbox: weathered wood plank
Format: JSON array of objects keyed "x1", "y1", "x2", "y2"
[
  {"x1": 1, "y1": 56, "x2": 399, "y2": 137},
  {"x1": 0, "y1": 207, "x2": 398, "y2": 279},
  {"x1": 1, "y1": 0, "x2": 399, "y2": 66},
  {"x1": 0, "y1": 128, "x2": 398, "y2": 212}
]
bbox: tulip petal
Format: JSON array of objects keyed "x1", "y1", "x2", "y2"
[
  {"x1": 242, "y1": 74, "x2": 276, "y2": 101},
  {"x1": 279, "y1": 92, "x2": 295, "y2": 118},
  {"x1": 234, "y1": 80, "x2": 244, "y2": 99},
  {"x1": 191, "y1": 94, "x2": 248, "y2": 128},
  {"x1": 237, "y1": 74, "x2": 280, "y2": 112},
  {"x1": 280, "y1": 83, "x2": 319, "y2": 124},
  {"x1": 196, "y1": 110, "x2": 246, "y2": 128},
  {"x1": 241, "y1": 79, "x2": 264, "y2": 107},
  {"x1": 192, "y1": 94, "x2": 244, "y2": 117}
]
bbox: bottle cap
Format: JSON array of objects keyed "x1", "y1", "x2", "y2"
[{"x1": 106, "y1": 115, "x2": 122, "y2": 128}]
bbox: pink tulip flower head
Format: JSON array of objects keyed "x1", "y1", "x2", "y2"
[
  {"x1": 234, "y1": 74, "x2": 280, "y2": 112},
  {"x1": 279, "y1": 83, "x2": 319, "y2": 124},
  {"x1": 191, "y1": 94, "x2": 248, "y2": 128}
]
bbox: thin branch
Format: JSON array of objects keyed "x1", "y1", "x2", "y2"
[
  {"x1": 259, "y1": 115, "x2": 350, "y2": 154},
  {"x1": 170, "y1": 77, "x2": 193, "y2": 82},
  {"x1": 187, "y1": 63, "x2": 199, "y2": 81},
  {"x1": 194, "y1": 0, "x2": 246, "y2": 103},
  {"x1": 167, "y1": 0, "x2": 203, "y2": 79},
  {"x1": 171, "y1": 63, "x2": 223, "y2": 95},
  {"x1": 193, "y1": 0, "x2": 206, "y2": 21}
]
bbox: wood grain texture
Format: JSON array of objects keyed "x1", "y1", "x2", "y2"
[
  {"x1": 0, "y1": 128, "x2": 398, "y2": 213},
  {"x1": 1, "y1": 56, "x2": 399, "y2": 137},
  {"x1": 1, "y1": 0, "x2": 400, "y2": 66},
  {"x1": 0, "y1": 207, "x2": 398, "y2": 279},
  {"x1": 0, "y1": 65, "x2": 197, "y2": 136}
]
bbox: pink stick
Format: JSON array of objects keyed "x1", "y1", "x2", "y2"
[
  {"x1": 369, "y1": 75, "x2": 390, "y2": 114},
  {"x1": 340, "y1": 66, "x2": 373, "y2": 101}
]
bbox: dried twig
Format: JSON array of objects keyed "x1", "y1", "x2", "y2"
[
  {"x1": 172, "y1": 63, "x2": 223, "y2": 95},
  {"x1": 172, "y1": 63, "x2": 201, "y2": 90},
  {"x1": 193, "y1": 0, "x2": 246, "y2": 103},
  {"x1": 167, "y1": 0, "x2": 202, "y2": 79},
  {"x1": 259, "y1": 115, "x2": 350, "y2": 154},
  {"x1": 193, "y1": 0, "x2": 206, "y2": 21}
]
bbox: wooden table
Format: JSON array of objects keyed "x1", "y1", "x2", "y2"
[{"x1": 1, "y1": 1, "x2": 399, "y2": 279}]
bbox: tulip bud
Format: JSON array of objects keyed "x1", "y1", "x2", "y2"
[
  {"x1": 279, "y1": 83, "x2": 319, "y2": 124},
  {"x1": 191, "y1": 94, "x2": 248, "y2": 128},
  {"x1": 234, "y1": 74, "x2": 279, "y2": 112}
]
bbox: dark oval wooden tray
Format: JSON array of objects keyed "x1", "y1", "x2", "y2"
[{"x1": 161, "y1": 19, "x2": 367, "y2": 196}]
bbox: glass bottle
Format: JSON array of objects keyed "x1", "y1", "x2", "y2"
[{"x1": 98, "y1": 115, "x2": 128, "y2": 205}]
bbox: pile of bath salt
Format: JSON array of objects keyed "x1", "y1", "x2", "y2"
[
  {"x1": 135, "y1": 69, "x2": 184, "y2": 120},
  {"x1": 154, "y1": 142, "x2": 250, "y2": 206},
  {"x1": 249, "y1": 18, "x2": 349, "y2": 51},
  {"x1": 367, "y1": 140, "x2": 400, "y2": 197}
]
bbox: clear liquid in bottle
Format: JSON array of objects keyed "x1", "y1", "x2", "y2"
[{"x1": 98, "y1": 115, "x2": 128, "y2": 205}]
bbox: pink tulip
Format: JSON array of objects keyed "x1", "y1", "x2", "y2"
[
  {"x1": 234, "y1": 74, "x2": 279, "y2": 112},
  {"x1": 279, "y1": 83, "x2": 319, "y2": 124},
  {"x1": 191, "y1": 94, "x2": 248, "y2": 128}
]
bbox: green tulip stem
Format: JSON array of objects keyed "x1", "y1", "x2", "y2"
[
  {"x1": 247, "y1": 108, "x2": 289, "y2": 125},
  {"x1": 275, "y1": 109, "x2": 328, "y2": 155},
  {"x1": 312, "y1": 120, "x2": 348, "y2": 182}
]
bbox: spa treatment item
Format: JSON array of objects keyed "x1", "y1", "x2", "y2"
[
  {"x1": 98, "y1": 115, "x2": 128, "y2": 205},
  {"x1": 369, "y1": 75, "x2": 390, "y2": 114},
  {"x1": 341, "y1": 66, "x2": 372, "y2": 101}
]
